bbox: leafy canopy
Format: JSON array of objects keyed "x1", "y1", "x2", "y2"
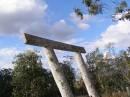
[{"x1": 75, "y1": 0, "x2": 130, "y2": 20}]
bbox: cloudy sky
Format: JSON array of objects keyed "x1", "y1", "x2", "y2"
[{"x1": 0, "y1": 0, "x2": 130, "y2": 68}]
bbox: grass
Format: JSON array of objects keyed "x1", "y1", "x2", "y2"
[{"x1": 76, "y1": 92, "x2": 128, "y2": 97}]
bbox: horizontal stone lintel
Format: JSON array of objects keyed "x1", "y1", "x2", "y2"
[{"x1": 23, "y1": 33, "x2": 86, "y2": 53}]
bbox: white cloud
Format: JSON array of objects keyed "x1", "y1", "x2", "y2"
[
  {"x1": 70, "y1": 12, "x2": 90, "y2": 30},
  {"x1": 64, "y1": 20, "x2": 130, "y2": 52},
  {"x1": 78, "y1": 23, "x2": 90, "y2": 30},
  {"x1": 0, "y1": 48, "x2": 22, "y2": 69},
  {"x1": 0, "y1": 61, "x2": 13, "y2": 69},
  {"x1": 0, "y1": 0, "x2": 75, "y2": 41},
  {"x1": 0, "y1": 0, "x2": 47, "y2": 35},
  {"x1": 50, "y1": 19, "x2": 75, "y2": 40},
  {"x1": 85, "y1": 20, "x2": 130, "y2": 50},
  {"x1": 0, "y1": 0, "x2": 76, "y2": 68},
  {"x1": 0, "y1": 48, "x2": 20, "y2": 57},
  {"x1": 0, "y1": 47, "x2": 40, "y2": 69},
  {"x1": 0, "y1": 0, "x2": 47, "y2": 13}
]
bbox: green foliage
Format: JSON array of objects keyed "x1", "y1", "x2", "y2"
[
  {"x1": 74, "y1": 78, "x2": 88, "y2": 96},
  {"x1": 83, "y1": 0, "x2": 103, "y2": 15},
  {"x1": 61, "y1": 62, "x2": 75, "y2": 93},
  {"x1": 88, "y1": 2, "x2": 103, "y2": 15},
  {"x1": 115, "y1": 1, "x2": 127, "y2": 13},
  {"x1": 0, "y1": 69, "x2": 13, "y2": 97},
  {"x1": 45, "y1": 71, "x2": 61, "y2": 97},
  {"x1": 75, "y1": 8, "x2": 83, "y2": 19},
  {"x1": 12, "y1": 51, "x2": 56, "y2": 97},
  {"x1": 86, "y1": 46, "x2": 130, "y2": 96},
  {"x1": 61, "y1": 56, "x2": 87, "y2": 96},
  {"x1": 83, "y1": 0, "x2": 92, "y2": 7},
  {"x1": 76, "y1": 0, "x2": 130, "y2": 20},
  {"x1": 1, "y1": 47, "x2": 130, "y2": 97},
  {"x1": 80, "y1": 0, "x2": 103, "y2": 15}
]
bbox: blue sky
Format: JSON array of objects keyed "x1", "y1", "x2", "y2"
[{"x1": 0, "y1": 0, "x2": 130, "y2": 68}]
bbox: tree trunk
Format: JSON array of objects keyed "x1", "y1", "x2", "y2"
[
  {"x1": 75, "y1": 52, "x2": 99, "y2": 97},
  {"x1": 44, "y1": 48, "x2": 74, "y2": 97}
]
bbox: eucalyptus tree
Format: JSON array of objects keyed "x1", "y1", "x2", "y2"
[
  {"x1": 86, "y1": 48, "x2": 129, "y2": 95},
  {"x1": 12, "y1": 51, "x2": 51, "y2": 97},
  {"x1": 75, "y1": 0, "x2": 130, "y2": 20}
]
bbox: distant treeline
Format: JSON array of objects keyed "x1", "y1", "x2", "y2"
[{"x1": 0, "y1": 46, "x2": 130, "y2": 97}]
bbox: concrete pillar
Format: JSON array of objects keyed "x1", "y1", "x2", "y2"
[
  {"x1": 44, "y1": 48, "x2": 74, "y2": 97},
  {"x1": 75, "y1": 52, "x2": 99, "y2": 97}
]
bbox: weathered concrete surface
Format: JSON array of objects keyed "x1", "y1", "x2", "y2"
[
  {"x1": 23, "y1": 33, "x2": 99, "y2": 97},
  {"x1": 44, "y1": 48, "x2": 74, "y2": 97},
  {"x1": 75, "y1": 52, "x2": 99, "y2": 97},
  {"x1": 23, "y1": 33, "x2": 86, "y2": 53}
]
